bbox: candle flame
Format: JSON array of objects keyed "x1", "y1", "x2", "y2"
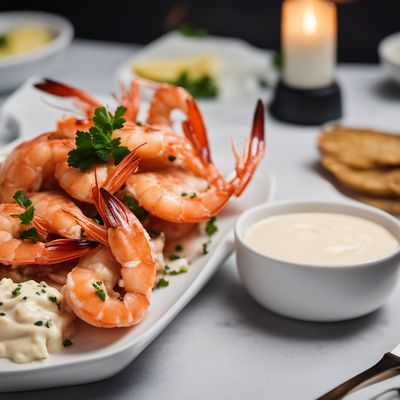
[{"x1": 302, "y1": 3, "x2": 317, "y2": 36}]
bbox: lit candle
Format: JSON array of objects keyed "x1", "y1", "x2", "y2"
[{"x1": 282, "y1": 0, "x2": 337, "y2": 89}]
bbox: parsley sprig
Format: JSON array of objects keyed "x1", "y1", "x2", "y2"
[
  {"x1": 68, "y1": 106, "x2": 131, "y2": 172},
  {"x1": 11, "y1": 191, "x2": 39, "y2": 243}
]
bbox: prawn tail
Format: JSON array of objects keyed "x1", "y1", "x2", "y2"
[
  {"x1": 63, "y1": 208, "x2": 108, "y2": 247},
  {"x1": 32, "y1": 216, "x2": 48, "y2": 241},
  {"x1": 120, "y1": 81, "x2": 140, "y2": 122},
  {"x1": 231, "y1": 99, "x2": 265, "y2": 196},
  {"x1": 102, "y1": 148, "x2": 141, "y2": 195},
  {"x1": 99, "y1": 188, "x2": 133, "y2": 229},
  {"x1": 182, "y1": 98, "x2": 211, "y2": 164},
  {"x1": 34, "y1": 79, "x2": 100, "y2": 115},
  {"x1": 41, "y1": 239, "x2": 98, "y2": 264}
]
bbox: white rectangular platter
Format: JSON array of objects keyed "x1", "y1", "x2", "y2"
[{"x1": 0, "y1": 80, "x2": 275, "y2": 391}]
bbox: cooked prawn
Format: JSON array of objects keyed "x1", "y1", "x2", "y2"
[
  {"x1": 123, "y1": 100, "x2": 265, "y2": 223},
  {"x1": 0, "y1": 203, "x2": 96, "y2": 265},
  {"x1": 0, "y1": 133, "x2": 72, "y2": 203},
  {"x1": 29, "y1": 191, "x2": 85, "y2": 239},
  {"x1": 66, "y1": 188, "x2": 155, "y2": 328}
]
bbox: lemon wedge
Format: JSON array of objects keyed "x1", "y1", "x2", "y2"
[{"x1": 133, "y1": 54, "x2": 219, "y2": 82}]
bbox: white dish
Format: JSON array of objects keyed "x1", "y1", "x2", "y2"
[
  {"x1": 0, "y1": 12, "x2": 73, "y2": 92},
  {"x1": 379, "y1": 32, "x2": 400, "y2": 85},
  {"x1": 0, "y1": 79, "x2": 275, "y2": 391},
  {"x1": 116, "y1": 31, "x2": 273, "y2": 99},
  {"x1": 235, "y1": 200, "x2": 400, "y2": 322}
]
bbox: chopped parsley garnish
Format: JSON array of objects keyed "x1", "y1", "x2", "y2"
[
  {"x1": 0, "y1": 302, "x2": 3, "y2": 306},
  {"x1": 149, "y1": 229, "x2": 160, "y2": 239},
  {"x1": 168, "y1": 155, "x2": 176, "y2": 162},
  {"x1": 117, "y1": 296, "x2": 124, "y2": 302},
  {"x1": 22, "y1": 296, "x2": 27, "y2": 301},
  {"x1": 205, "y1": 216, "x2": 218, "y2": 236},
  {"x1": 67, "y1": 106, "x2": 130, "y2": 172},
  {"x1": 169, "y1": 253, "x2": 181, "y2": 261},
  {"x1": 11, "y1": 191, "x2": 39, "y2": 242},
  {"x1": 0, "y1": 312, "x2": 5, "y2": 317},
  {"x1": 20, "y1": 228, "x2": 39, "y2": 243},
  {"x1": 49, "y1": 296, "x2": 61, "y2": 310},
  {"x1": 123, "y1": 194, "x2": 147, "y2": 220},
  {"x1": 155, "y1": 278, "x2": 169, "y2": 289},
  {"x1": 41, "y1": 288, "x2": 46, "y2": 294},
  {"x1": 36, "y1": 291, "x2": 41, "y2": 296},
  {"x1": 171, "y1": 72, "x2": 218, "y2": 99},
  {"x1": 0, "y1": 35, "x2": 7, "y2": 49},
  {"x1": 11, "y1": 284, "x2": 22, "y2": 297},
  {"x1": 190, "y1": 193, "x2": 197, "y2": 199},
  {"x1": 175, "y1": 244, "x2": 183, "y2": 252},
  {"x1": 34, "y1": 320, "x2": 52, "y2": 328},
  {"x1": 136, "y1": 121, "x2": 143, "y2": 126},
  {"x1": 93, "y1": 281, "x2": 106, "y2": 301},
  {"x1": 63, "y1": 339, "x2": 73, "y2": 347},
  {"x1": 181, "y1": 192, "x2": 187, "y2": 197},
  {"x1": 202, "y1": 240, "x2": 210, "y2": 255},
  {"x1": 178, "y1": 23, "x2": 207, "y2": 38},
  {"x1": 167, "y1": 266, "x2": 188, "y2": 276}
]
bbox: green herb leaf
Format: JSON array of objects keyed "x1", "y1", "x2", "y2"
[
  {"x1": 123, "y1": 194, "x2": 147, "y2": 220},
  {"x1": 202, "y1": 241, "x2": 210, "y2": 255},
  {"x1": 167, "y1": 266, "x2": 188, "y2": 276},
  {"x1": 149, "y1": 229, "x2": 160, "y2": 239},
  {"x1": 11, "y1": 285, "x2": 21, "y2": 297},
  {"x1": 205, "y1": 216, "x2": 218, "y2": 236},
  {"x1": 170, "y1": 71, "x2": 218, "y2": 99},
  {"x1": 169, "y1": 253, "x2": 181, "y2": 261},
  {"x1": 93, "y1": 281, "x2": 106, "y2": 301},
  {"x1": 63, "y1": 339, "x2": 73, "y2": 347},
  {"x1": 49, "y1": 296, "x2": 61, "y2": 310},
  {"x1": 178, "y1": 23, "x2": 207, "y2": 38},
  {"x1": 0, "y1": 312, "x2": 5, "y2": 317},
  {"x1": 34, "y1": 320, "x2": 43, "y2": 326},
  {"x1": 13, "y1": 190, "x2": 32, "y2": 208},
  {"x1": 155, "y1": 278, "x2": 169, "y2": 289},
  {"x1": 20, "y1": 228, "x2": 39, "y2": 243},
  {"x1": 11, "y1": 206, "x2": 35, "y2": 224},
  {"x1": 67, "y1": 106, "x2": 130, "y2": 172}
]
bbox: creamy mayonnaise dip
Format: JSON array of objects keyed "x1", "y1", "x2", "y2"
[
  {"x1": 0, "y1": 278, "x2": 75, "y2": 363},
  {"x1": 244, "y1": 212, "x2": 399, "y2": 266}
]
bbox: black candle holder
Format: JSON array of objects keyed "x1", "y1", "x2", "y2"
[{"x1": 269, "y1": 80, "x2": 342, "y2": 125}]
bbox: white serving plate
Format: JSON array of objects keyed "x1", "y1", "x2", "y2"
[
  {"x1": 116, "y1": 31, "x2": 273, "y2": 99},
  {"x1": 0, "y1": 12, "x2": 73, "y2": 92},
  {"x1": 0, "y1": 80, "x2": 275, "y2": 391}
]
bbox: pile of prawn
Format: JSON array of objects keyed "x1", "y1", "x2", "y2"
[{"x1": 0, "y1": 78, "x2": 265, "y2": 328}]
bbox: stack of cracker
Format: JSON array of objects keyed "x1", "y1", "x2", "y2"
[{"x1": 318, "y1": 125, "x2": 400, "y2": 214}]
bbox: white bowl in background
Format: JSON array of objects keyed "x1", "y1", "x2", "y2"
[
  {"x1": 0, "y1": 12, "x2": 73, "y2": 92},
  {"x1": 235, "y1": 200, "x2": 400, "y2": 322},
  {"x1": 379, "y1": 32, "x2": 400, "y2": 85}
]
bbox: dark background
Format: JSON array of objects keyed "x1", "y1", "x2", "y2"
[{"x1": 2, "y1": 0, "x2": 400, "y2": 63}]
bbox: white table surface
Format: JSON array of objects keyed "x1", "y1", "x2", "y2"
[{"x1": 2, "y1": 39, "x2": 400, "y2": 400}]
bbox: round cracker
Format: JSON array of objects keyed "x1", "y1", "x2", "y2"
[
  {"x1": 321, "y1": 155, "x2": 400, "y2": 197},
  {"x1": 318, "y1": 125, "x2": 400, "y2": 169}
]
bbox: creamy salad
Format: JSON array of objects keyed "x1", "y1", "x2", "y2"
[{"x1": 0, "y1": 279, "x2": 75, "y2": 363}]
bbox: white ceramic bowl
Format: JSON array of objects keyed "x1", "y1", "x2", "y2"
[
  {"x1": 235, "y1": 200, "x2": 400, "y2": 322},
  {"x1": 379, "y1": 32, "x2": 400, "y2": 85},
  {"x1": 0, "y1": 12, "x2": 73, "y2": 92}
]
